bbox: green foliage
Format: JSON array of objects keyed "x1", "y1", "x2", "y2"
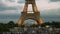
[
  {"x1": 0, "y1": 21, "x2": 17, "y2": 32},
  {"x1": 21, "y1": 25, "x2": 25, "y2": 28},
  {"x1": 41, "y1": 24, "x2": 46, "y2": 27}
]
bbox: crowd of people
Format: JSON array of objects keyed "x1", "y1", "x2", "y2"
[
  {"x1": 10, "y1": 26, "x2": 60, "y2": 34},
  {"x1": 0, "y1": 26, "x2": 60, "y2": 34},
  {"x1": 18, "y1": 26, "x2": 49, "y2": 34}
]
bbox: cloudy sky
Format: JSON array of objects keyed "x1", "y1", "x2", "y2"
[{"x1": 0, "y1": 0, "x2": 60, "y2": 23}]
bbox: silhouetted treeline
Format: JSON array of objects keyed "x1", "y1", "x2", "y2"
[
  {"x1": 0, "y1": 21, "x2": 60, "y2": 32},
  {"x1": 0, "y1": 21, "x2": 18, "y2": 32}
]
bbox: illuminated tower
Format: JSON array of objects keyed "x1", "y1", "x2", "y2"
[{"x1": 18, "y1": 0, "x2": 44, "y2": 27}]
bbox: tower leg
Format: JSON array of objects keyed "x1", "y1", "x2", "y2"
[
  {"x1": 18, "y1": 17, "x2": 24, "y2": 27},
  {"x1": 38, "y1": 17, "x2": 44, "y2": 25},
  {"x1": 32, "y1": 3, "x2": 38, "y2": 12},
  {"x1": 23, "y1": 3, "x2": 28, "y2": 12}
]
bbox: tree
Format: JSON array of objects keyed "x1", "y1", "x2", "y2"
[{"x1": 7, "y1": 21, "x2": 15, "y2": 28}]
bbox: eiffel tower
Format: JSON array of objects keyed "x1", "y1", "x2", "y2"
[{"x1": 18, "y1": 0, "x2": 44, "y2": 27}]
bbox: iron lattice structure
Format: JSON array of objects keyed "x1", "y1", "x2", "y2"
[{"x1": 18, "y1": 0, "x2": 44, "y2": 27}]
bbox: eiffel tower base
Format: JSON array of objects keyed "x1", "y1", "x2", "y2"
[{"x1": 18, "y1": 12, "x2": 43, "y2": 27}]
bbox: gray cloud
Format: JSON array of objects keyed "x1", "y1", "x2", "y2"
[
  {"x1": 7, "y1": 0, "x2": 15, "y2": 2},
  {"x1": 50, "y1": 0, "x2": 60, "y2": 2},
  {"x1": 0, "y1": 0, "x2": 38, "y2": 11},
  {"x1": 17, "y1": 0, "x2": 25, "y2": 3},
  {"x1": 17, "y1": 0, "x2": 37, "y2": 4},
  {"x1": 41, "y1": 8, "x2": 60, "y2": 18},
  {"x1": 4, "y1": 0, "x2": 25, "y2": 3},
  {"x1": 41, "y1": 8, "x2": 60, "y2": 22},
  {"x1": 0, "y1": 3, "x2": 18, "y2": 11}
]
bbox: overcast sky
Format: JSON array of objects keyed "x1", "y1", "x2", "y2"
[
  {"x1": 0, "y1": 0, "x2": 60, "y2": 22},
  {"x1": 0, "y1": 0, "x2": 60, "y2": 14}
]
